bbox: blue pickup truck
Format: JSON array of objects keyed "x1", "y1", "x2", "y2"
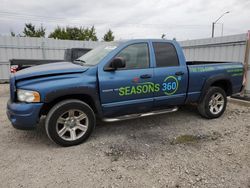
[{"x1": 7, "y1": 39, "x2": 244, "y2": 146}]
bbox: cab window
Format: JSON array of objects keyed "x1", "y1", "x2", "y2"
[
  {"x1": 116, "y1": 43, "x2": 150, "y2": 69},
  {"x1": 153, "y1": 42, "x2": 179, "y2": 67}
]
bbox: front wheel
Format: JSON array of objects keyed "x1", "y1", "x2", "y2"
[
  {"x1": 45, "y1": 99, "x2": 95, "y2": 147},
  {"x1": 198, "y1": 87, "x2": 227, "y2": 119}
]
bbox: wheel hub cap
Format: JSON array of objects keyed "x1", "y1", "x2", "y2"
[
  {"x1": 56, "y1": 110, "x2": 89, "y2": 141},
  {"x1": 66, "y1": 118, "x2": 77, "y2": 128},
  {"x1": 208, "y1": 92, "x2": 224, "y2": 115}
]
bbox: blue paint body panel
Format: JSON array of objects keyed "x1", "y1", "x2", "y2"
[
  {"x1": 6, "y1": 39, "x2": 244, "y2": 129},
  {"x1": 186, "y1": 63, "x2": 243, "y2": 102},
  {"x1": 7, "y1": 100, "x2": 43, "y2": 129}
]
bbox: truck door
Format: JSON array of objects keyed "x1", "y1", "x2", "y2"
[
  {"x1": 98, "y1": 43, "x2": 155, "y2": 117},
  {"x1": 152, "y1": 42, "x2": 188, "y2": 107}
]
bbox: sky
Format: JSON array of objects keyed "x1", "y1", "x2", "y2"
[{"x1": 0, "y1": 0, "x2": 250, "y2": 41}]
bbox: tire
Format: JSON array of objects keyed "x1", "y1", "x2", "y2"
[
  {"x1": 198, "y1": 86, "x2": 227, "y2": 119},
  {"x1": 45, "y1": 99, "x2": 95, "y2": 147}
]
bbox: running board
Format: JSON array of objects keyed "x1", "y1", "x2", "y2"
[{"x1": 103, "y1": 107, "x2": 178, "y2": 122}]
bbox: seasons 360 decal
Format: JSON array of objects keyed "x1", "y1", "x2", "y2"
[{"x1": 118, "y1": 75, "x2": 181, "y2": 96}]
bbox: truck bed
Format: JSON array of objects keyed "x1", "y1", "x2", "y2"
[{"x1": 186, "y1": 62, "x2": 244, "y2": 103}]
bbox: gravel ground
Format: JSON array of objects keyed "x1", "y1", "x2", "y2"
[{"x1": 0, "y1": 84, "x2": 250, "y2": 188}]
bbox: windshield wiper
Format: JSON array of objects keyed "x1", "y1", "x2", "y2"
[
  {"x1": 74, "y1": 59, "x2": 86, "y2": 63},
  {"x1": 73, "y1": 59, "x2": 86, "y2": 66}
]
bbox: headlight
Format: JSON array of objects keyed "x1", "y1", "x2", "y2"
[{"x1": 17, "y1": 89, "x2": 40, "y2": 103}]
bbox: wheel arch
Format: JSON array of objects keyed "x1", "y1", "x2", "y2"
[
  {"x1": 40, "y1": 88, "x2": 103, "y2": 118},
  {"x1": 210, "y1": 80, "x2": 232, "y2": 96},
  {"x1": 200, "y1": 74, "x2": 232, "y2": 102}
]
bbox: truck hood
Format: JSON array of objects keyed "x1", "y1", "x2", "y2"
[{"x1": 14, "y1": 62, "x2": 88, "y2": 80}]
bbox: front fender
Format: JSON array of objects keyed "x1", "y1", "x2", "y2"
[
  {"x1": 44, "y1": 85, "x2": 103, "y2": 116},
  {"x1": 16, "y1": 68, "x2": 103, "y2": 117}
]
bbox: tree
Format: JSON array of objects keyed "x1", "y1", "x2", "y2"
[
  {"x1": 65, "y1": 27, "x2": 81, "y2": 40},
  {"x1": 83, "y1": 26, "x2": 98, "y2": 41},
  {"x1": 23, "y1": 23, "x2": 46, "y2": 37},
  {"x1": 49, "y1": 26, "x2": 98, "y2": 41},
  {"x1": 103, "y1": 29, "x2": 115, "y2": 41},
  {"x1": 48, "y1": 26, "x2": 67, "y2": 39}
]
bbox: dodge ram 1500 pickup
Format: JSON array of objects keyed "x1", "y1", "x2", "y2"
[{"x1": 7, "y1": 39, "x2": 244, "y2": 146}]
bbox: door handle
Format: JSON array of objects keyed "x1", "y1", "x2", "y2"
[
  {"x1": 175, "y1": 71, "x2": 184, "y2": 76},
  {"x1": 140, "y1": 74, "x2": 152, "y2": 79}
]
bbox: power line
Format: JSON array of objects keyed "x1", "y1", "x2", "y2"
[
  {"x1": 0, "y1": 10, "x2": 211, "y2": 28},
  {"x1": 0, "y1": 11, "x2": 67, "y2": 21}
]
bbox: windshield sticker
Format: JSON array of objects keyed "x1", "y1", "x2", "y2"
[{"x1": 105, "y1": 46, "x2": 117, "y2": 50}]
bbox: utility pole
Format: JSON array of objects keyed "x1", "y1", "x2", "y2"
[
  {"x1": 211, "y1": 11, "x2": 230, "y2": 38},
  {"x1": 211, "y1": 22, "x2": 215, "y2": 38},
  {"x1": 221, "y1": 23, "x2": 224, "y2": 36}
]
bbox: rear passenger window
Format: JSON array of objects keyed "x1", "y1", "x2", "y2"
[{"x1": 153, "y1": 42, "x2": 179, "y2": 67}]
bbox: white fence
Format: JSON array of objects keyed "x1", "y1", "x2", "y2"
[
  {"x1": 0, "y1": 37, "x2": 104, "y2": 82},
  {"x1": 0, "y1": 34, "x2": 250, "y2": 96},
  {"x1": 179, "y1": 33, "x2": 250, "y2": 96},
  {"x1": 180, "y1": 34, "x2": 247, "y2": 62}
]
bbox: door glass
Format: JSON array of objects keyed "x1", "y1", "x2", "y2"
[
  {"x1": 116, "y1": 43, "x2": 149, "y2": 69},
  {"x1": 153, "y1": 42, "x2": 179, "y2": 67}
]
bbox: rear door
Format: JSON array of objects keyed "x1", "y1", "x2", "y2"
[
  {"x1": 98, "y1": 42, "x2": 155, "y2": 117},
  {"x1": 152, "y1": 42, "x2": 188, "y2": 107}
]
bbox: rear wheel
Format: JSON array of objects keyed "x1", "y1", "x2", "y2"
[
  {"x1": 198, "y1": 87, "x2": 227, "y2": 119},
  {"x1": 45, "y1": 99, "x2": 95, "y2": 147}
]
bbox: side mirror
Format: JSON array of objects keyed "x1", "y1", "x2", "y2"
[{"x1": 108, "y1": 57, "x2": 126, "y2": 70}]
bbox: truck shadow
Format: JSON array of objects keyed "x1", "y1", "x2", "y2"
[
  {"x1": 92, "y1": 104, "x2": 202, "y2": 139},
  {"x1": 11, "y1": 104, "x2": 204, "y2": 148}
]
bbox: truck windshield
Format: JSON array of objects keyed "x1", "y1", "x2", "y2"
[{"x1": 75, "y1": 43, "x2": 118, "y2": 66}]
